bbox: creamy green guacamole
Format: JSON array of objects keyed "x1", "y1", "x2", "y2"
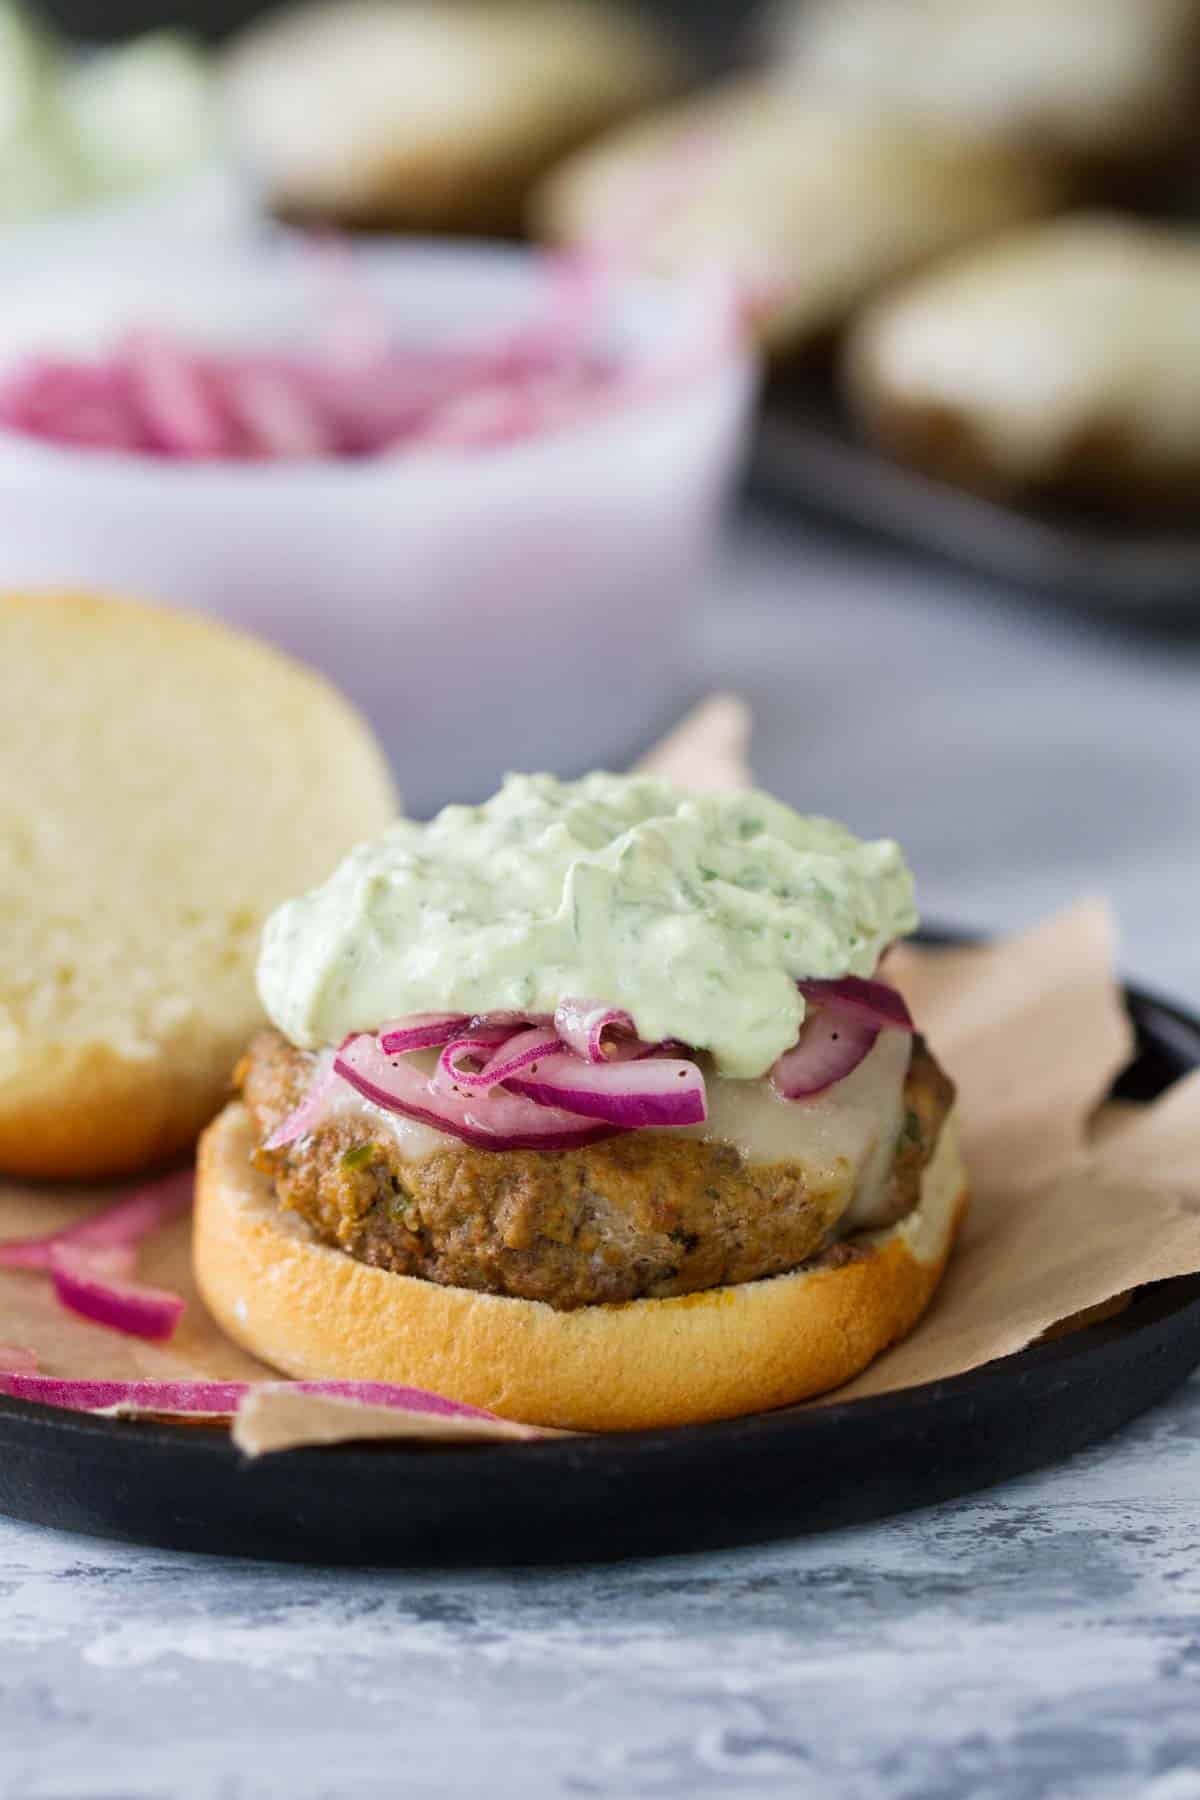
[{"x1": 257, "y1": 773, "x2": 917, "y2": 1080}]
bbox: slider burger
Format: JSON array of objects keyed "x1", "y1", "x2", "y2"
[{"x1": 196, "y1": 775, "x2": 966, "y2": 1430}]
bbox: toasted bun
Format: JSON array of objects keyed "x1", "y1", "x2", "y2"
[
  {"x1": 225, "y1": 0, "x2": 683, "y2": 234},
  {"x1": 195, "y1": 1102, "x2": 967, "y2": 1430},
  {"x1": 0, "y1": 592, "x2": 396, "y2": 1181},
  {"x1": 767, "y1": 0, "x2": 1200, "y2": 167},
  {"x1": 530, "y1": 80, "x2": 1061, "y2": 353}
]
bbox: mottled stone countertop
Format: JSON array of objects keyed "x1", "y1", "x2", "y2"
[
  {"x1": 4, "y1": 1383, "x2": 1200, "y2": 1799},
  {"x1": 3, "y1": 507, "x2": 1199, "y2": 1799}
]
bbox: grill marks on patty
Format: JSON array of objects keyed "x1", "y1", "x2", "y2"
[{"x1": 239, "y1": 1029, "x2": 955, "y2": 1311}]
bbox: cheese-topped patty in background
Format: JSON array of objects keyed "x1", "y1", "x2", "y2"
[{"x1": 845, "y1": 215, "x2": 1200, "y2": 514}]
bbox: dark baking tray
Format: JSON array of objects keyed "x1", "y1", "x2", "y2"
[
  {"x1": 0, "y1": 929, "x2": 1197, "y2": 1566},
  {"x1": 754, "y1": 374, "x2": 1200, "y2": 615}
]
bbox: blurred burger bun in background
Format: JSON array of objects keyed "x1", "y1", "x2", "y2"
[
  {"x1": 766, "y1": 0, "x2": 1200, "y2": 176},
  {"x1": 223, "y1": 0, "x2": 686, "y2": 235},
  {"x1": 531, "y1": 81, "x2": 1064, "y2": 354},
  {"x1": 0, "y1": 591, "x2": 395, "y2": 1181},
  {"x1": 844, "y1": 214, "x2": 1200, "y2": 516}
]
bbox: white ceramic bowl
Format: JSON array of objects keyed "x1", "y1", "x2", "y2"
[{"x1": 0, "y1": 239, "x2": 755, "y2": 812}]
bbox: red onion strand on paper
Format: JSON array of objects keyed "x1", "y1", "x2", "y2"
[
  {"x1": 0, "y1": 1167, "x2": 193, "y2": 1267},
  {"x1": 0, "y1": 1373, "x2": 510, "y2": 1422},
  {"x1": 47, "y1": 1245, "x2": 184, "y2": 1343},
  {"x1": 0, "y1": 1169, "x2": 193, "y2": 1342}
]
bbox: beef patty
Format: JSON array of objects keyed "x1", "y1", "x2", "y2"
[{"x1": 239, "y1": 1029, "x2": 954, "y2": 1310}]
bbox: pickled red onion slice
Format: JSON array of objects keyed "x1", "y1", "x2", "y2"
[
  {"x1": 797, "y1": 976, "x2": 914, "y2": 1034},
  {"x1": 436, "y1": 1024, "x2": 560, "y2": 1093},
  {"x1": 505, "y1": 1050, "x2": 707, "y2": 1128},
  {"x1": 428, "y1": 1023, "x2": 514, "y2": 1089},
  {"x1": 121, "y1": 329, "x2": 234, "y2": 458},
  {"x1": 770, "y1": 1010, "x2": 880, "y2": 1101},
  {"x1": 0, "y1": 1168, "x2": 193, "y2": 1267},
  {"x1": 378, "y1": 1013, "x2": 472, "y2": 1055},
  {"x1": 0, "y1": 1169, "x2": 192, "y2": 1342},
  {"x1": 273, "y1": 974, "x2": 905, "y2": 1153},
  {"x1": 262, "y1": 1061, "x2": 343, "y2": 1152},
  {"x1": 47, "y1": 1244, "x2": 184, "y2": 1343},
  {"x1": 334, "y1": 1033, "x2": 616, "y2": 1152},
  {"x1": 219, "y1": 359, "x2": 334, "y2": 459},
  {"x1": 771, "y1": 975, "x2": 914, "y2": 1100},
  {"x1": 553, "y1": 997, "x2": 645, "y2": 1063},
  {"x1": 0, "y1": 221, "x2": 748, "y2": 464},
  {"x1": 0, "y1": 1374, "x2": 510, "y2": 1423}
]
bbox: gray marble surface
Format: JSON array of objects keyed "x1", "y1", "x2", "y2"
[
  {"x1": 3, "y1": 508, "x2": 1200, "y2": 1799},
  {"x1": 4, "y1": 1377, "x2": 1200, "y2": 1800}
]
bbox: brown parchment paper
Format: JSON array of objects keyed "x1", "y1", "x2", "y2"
[{"x1": 3, "y1": 697, "x2": 1200, "y2": 1453}]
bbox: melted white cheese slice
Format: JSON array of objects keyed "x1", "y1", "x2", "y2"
[
  {"x1": 683, "y1": 1026, "x2": 911, "y2": 1231},
  {"x1": 304, "y1": 1028, "x2": 912, "y2": 1233}
]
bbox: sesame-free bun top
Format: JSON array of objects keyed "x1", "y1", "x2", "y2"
[
  {"x1": 531, "y1": 81, "x2": 1062, "y2": 353},
  {"x1": 224, "y1": 0, "x2": 685, "y2": 235},
  {"x1": 0, "y1": 591, "x2": 396, "y2": 1181}
]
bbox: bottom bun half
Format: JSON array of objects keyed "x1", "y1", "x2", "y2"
[{"x1": 194, "y1": 1103, "x2": 968, "y2": 1432}]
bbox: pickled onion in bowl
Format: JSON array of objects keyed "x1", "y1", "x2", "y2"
[{"x1": 0, "y1": 240, "x2": 757, "y2": 811}]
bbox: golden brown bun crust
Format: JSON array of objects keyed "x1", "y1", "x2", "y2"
[
  {"x1": 531, "y1": 80, "x2": 1062, "y2": 355},
  {"x1": 225, "y1": 0, "x2": 685, "y2": 236},
  {"x1": 195, "y1": 1103, "x2": 967, "y2": 1431},
  {"x1": 0, "y1": 1042, "x2": 235, "y2": 1184},
  {"x1": 0, "y1": 590, "x2": 396, "y2": 1182}
]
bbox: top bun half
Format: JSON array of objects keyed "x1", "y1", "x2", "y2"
[{"x1": 0, "y1": 590, "x2": 396, "y2": 1181}]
